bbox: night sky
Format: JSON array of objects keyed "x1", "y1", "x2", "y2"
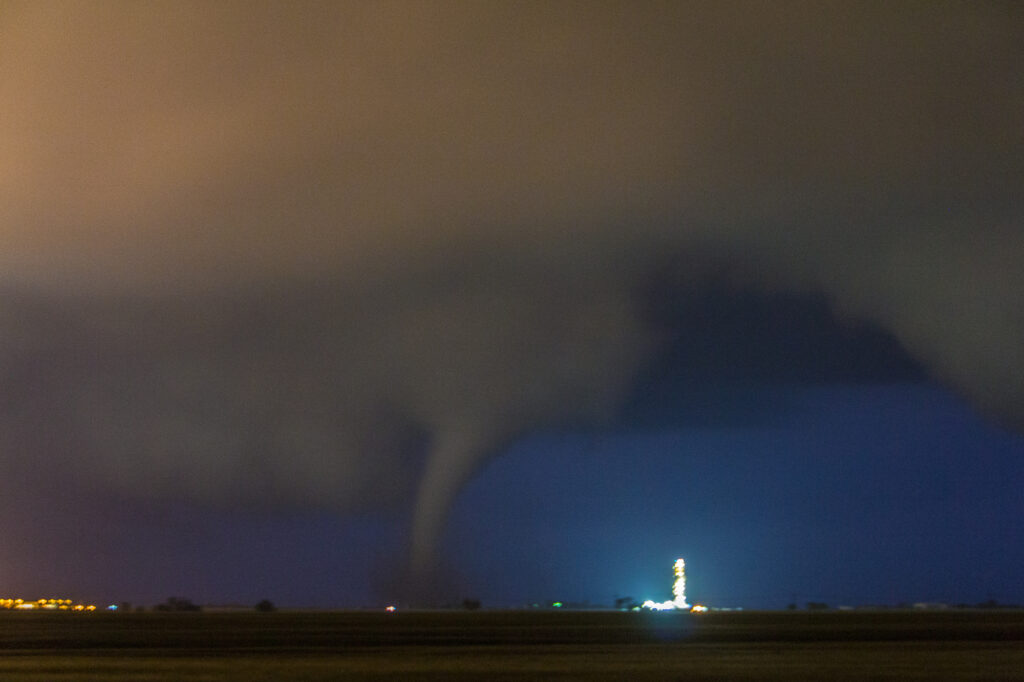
[{"x1": 1, "y1": 2, "x2": 1021, "y2": 609}]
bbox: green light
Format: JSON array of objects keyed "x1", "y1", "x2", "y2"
[{"x1": 552, "y1": 602, "x2": 562, "y2": 608}]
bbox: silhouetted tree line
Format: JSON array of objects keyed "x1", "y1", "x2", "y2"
[
  {"x1": 155, "y1": 597, "x2": 201, "y2": 612},
  {"x1": 955, "y1": 599, "x2": 1021, "y2": 610}
]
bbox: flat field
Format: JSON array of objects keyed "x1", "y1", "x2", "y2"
[{"x1": 1, "y1": 609, "x2": 1022, "y2": 680}]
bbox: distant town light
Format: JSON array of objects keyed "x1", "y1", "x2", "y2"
[
  {"x1": 385, "y1": 605, "x2": 396, "y2": 612},
  {"x1": 2, "y1": 596, "x2": 99, "y2": 612}
]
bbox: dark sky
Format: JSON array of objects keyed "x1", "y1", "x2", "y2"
[{"x1": 0, "y1": 1, "x2": 1021, "y2": 608}]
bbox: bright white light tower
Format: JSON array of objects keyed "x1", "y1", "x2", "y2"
[
  {"x1": 642, "y1": 557, "x2": 691, "y2": 610},
  {"x1": 671, "y1": 558, "x2": 688, "y2": 608}
]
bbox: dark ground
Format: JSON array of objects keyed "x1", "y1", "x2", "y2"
[{"x1": 0, "y1": 609, "x2": 1022, "y2": 680}]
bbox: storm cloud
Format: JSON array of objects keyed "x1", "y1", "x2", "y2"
[{"x1": 1, "y1": 1, "x2": 1021, "y2": 572}]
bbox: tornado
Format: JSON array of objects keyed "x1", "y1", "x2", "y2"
[{"x1": 409, "y1": 426, "x2": 491, "y2": 575}]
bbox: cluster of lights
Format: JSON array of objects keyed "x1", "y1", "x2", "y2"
[
  {"x1": 640, "y1": 558, "x2": 709, "y2": 613},
  {"x1": 1, "y1": 598, "x2": 97, "y2": 611}
]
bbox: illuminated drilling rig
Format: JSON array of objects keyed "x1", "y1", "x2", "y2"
[
  {"x1": 671, "y1": 558, "x2": 687, "y2": 607},
  {"x1": 642, "y1": 558, "x2": 705, "y2": 611}
]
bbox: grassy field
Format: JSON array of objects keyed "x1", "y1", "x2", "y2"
[{"x1": 0, "y1": 610, "x2": 1022, "y2": 680}]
